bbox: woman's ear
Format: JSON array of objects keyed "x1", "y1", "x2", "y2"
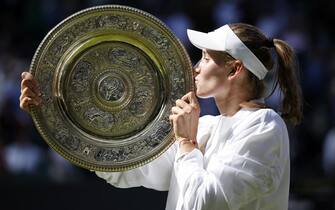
[{"x1": 228, "y1": 60, "x2": 245, "y2": 79}]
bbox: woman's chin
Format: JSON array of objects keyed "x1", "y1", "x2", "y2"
[{"x1": 196, "y1": 91, "x2": 211, "y2": 99}]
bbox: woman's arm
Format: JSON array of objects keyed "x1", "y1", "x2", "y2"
[{"x1": 95, "y1": 141, "x2": 177, "y2": 191}]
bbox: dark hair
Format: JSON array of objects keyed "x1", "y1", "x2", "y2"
[{"x1": 229, "y1": 23, "x2": 303, "y2": 125}]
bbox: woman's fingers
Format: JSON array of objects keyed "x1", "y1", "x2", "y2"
[
  {"x1": 20, "y1": 82, "x2": 42, "y2": 101},
  {"x1": 19, "y1": 72, "x2": 42, "y2": 113},
  {"x1": 21, "y1": 79, "x2": 40, "y2": 96},
  {"x1": 170, "y1": 92, "x2": 200, "y2": 141},
  {"x1": 169, "y1": 114, "x2": 174, "y2": 122},
  {"x1": 21, "y1": 86, "x2": 37, "y2": 99},
  {"x1": 20, "y1": 97, "x2": 30, "y2": 111},
  {"x1": 21, "y1": 71, "x2": 34, "y2": 81},
  {"x1": 175, "y1": 99, "x2": 188, "y2": 108},
  {"x1": 171, "y1": 106, "x2": 183, "y2": 115},
  {"x1": 181, "y1": 91, "x2": 199, "y2": 109},
  {"x1": 172, "y1": 92, "x2": 200, "y2": 116},
  {"x1": 20, "y1": 93, "x2": 41, "y2": 106},
  {"x1": 21, "y1": 72, "x2": 40, "y2": 95},
  {"x1": 20, "y1": 97, "x2": 38, "y2": 111}
]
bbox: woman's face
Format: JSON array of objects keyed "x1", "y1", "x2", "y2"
[{"x1": 194, "y1": 50, "x2": 232, "y2": 98}]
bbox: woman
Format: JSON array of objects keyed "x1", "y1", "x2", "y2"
[{"x1": 20, "y1": 23, "x2": 302, "y2": 210}]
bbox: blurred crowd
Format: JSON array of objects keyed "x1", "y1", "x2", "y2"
[{"x1": 0, "y1": 0, "x2": 335, "y2": 209}]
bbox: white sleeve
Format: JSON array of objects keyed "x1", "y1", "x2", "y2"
[
  {"x1": 95, "y1": 115, "x2": 215, "y2": 191},
  {"x1": 96, "y1": 142, "x2": 177, "y2": 191},
  {"x1": 174, "y1": 112, "x2": 288, "y2": 210}
]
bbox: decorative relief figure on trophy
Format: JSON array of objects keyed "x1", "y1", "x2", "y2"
[
  {"x1": 71, "y1": 60, "x2": 92, "y2": 92},
  {"x1": 99, "y1": 76, "x2": 125, "y2": 102},
  {"x1": 109, "y1": 48, "x2": 140, "y2": 69},
  {"x1": 83, "y1": 106, "x2": 115, "y2": 130},
  {"x1": 53, "y1": 123, "x2": 79, "y2": 151}
]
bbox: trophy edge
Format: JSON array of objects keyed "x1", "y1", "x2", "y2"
[{"x1": 28, "y1": 4, "x2": 194, "y2": 172}]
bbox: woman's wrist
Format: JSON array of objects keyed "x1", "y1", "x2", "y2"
[{"x1": 177, "y1": 137, "x2": 197, "y2": 153}]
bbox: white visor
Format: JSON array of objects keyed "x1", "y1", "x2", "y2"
[{"x1": 187, "y1": 25, "x2": 268, "y2": 80}]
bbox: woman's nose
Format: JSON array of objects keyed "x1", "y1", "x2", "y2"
[{"x1": 193, "y1": 60, "x2": 201, "y2": 74}]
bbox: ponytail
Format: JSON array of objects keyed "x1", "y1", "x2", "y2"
[
  {"x1": 273, "y1": 39, "x2": 303, "y2": 125},
  {"x1": 229, "y1": 23, "x2": 303, "y2": 125}
]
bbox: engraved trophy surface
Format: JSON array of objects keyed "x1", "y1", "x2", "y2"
[{"x1": 29, "y1": 5, "x2": 193, "y2": 171}]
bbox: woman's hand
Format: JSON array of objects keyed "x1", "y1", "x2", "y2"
[
  {"x1": 169, "y1": 92, "x2": 200, "y2": 152},
  {"x1": 19, "y1": 72, "x2": 42, "y2": 112}
]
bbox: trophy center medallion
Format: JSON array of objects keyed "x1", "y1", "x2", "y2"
[{"x1": 98, "y1": 75, "x2": 126, "y2": 102}]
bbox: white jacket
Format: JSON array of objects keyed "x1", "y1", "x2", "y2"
[{"x1": 96, "y1": 108, "x2": 290, "y2": 210}]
